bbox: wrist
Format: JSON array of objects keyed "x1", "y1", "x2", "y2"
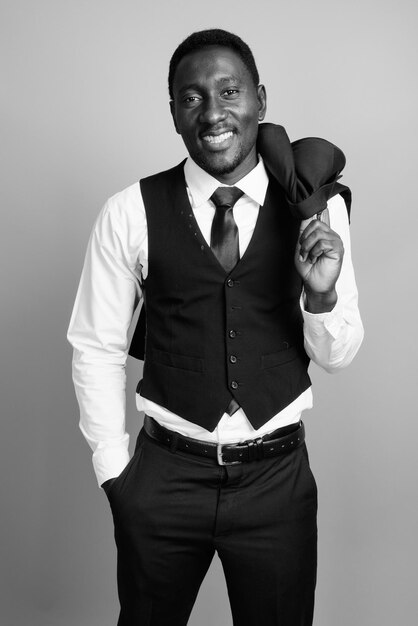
[{"x1": 304, "y1": 288, "x2": 337, "y2": 313}]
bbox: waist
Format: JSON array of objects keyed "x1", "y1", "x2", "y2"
[
  {"x1": 136, "y1": 387, "x2": 313, "y2": 442},
  {"x1": 143, "y1": 415, "x2": 305, "y2": 465}
]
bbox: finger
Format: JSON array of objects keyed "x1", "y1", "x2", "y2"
[
  {"x1": 306, "y1": 240, "x2": 339, "y2": 264},
  {"x1": 299, "y1": 230, "x2": 341, "y2": 262},
  {"x1": 301, "y1": 229, "x2": 337, "y2": 251},
  {"x1": 298, "y1": 220, "x2": 324, "y2": 262},
  {"x1": 299, "y1": 219, "x2": 333, "y2": 245},
  {"x1": 299, "y1": 217, "x2": 315, "y2": 235}
]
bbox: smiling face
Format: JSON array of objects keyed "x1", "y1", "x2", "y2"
[{"x1": 170, "y1": 45, "x2": 267, "y2": 184}]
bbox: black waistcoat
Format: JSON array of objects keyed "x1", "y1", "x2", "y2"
[{"x1": 130, "y1": 161, "x2": 311, "y2": 431}]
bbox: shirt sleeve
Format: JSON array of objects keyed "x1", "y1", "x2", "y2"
[
  {"x1": 301, "y1": 194, "x2": 364, "y2": 372},
  {"x1": 67, "y1": 186, "x2": 145, "y2": 487}
]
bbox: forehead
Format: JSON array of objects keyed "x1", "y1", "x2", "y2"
[{"x1": 172, "y1": 45, "x2": 253, "y2": 95}]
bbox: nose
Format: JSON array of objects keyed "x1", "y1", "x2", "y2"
[{"x1": 199, "y1": 95, "x2": 227, "y2": 126}]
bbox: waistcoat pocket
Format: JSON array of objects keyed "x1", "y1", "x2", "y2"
[
  {"x1": 151, "y1": 348, "x2": 205, "y2": 372},
  {"x1": 261, "y1": 345, "x2": 298, "y2": 369}
]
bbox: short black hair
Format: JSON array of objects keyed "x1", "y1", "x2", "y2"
[{"x1": 168, "y1": 28, "x2": 260, "y2": 100}]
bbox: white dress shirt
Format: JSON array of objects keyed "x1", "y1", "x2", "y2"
[{"x1": 67, "y1": 157, "x2": 364, "y2": 487}]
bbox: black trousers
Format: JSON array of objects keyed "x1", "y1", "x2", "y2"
[{"x1": 107, "y1": 428, "x2": 318, "y2": 626}]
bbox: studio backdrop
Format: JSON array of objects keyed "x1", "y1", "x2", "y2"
[{"x1": 1, "y1": 1, "x2": 417, "y2": 625}]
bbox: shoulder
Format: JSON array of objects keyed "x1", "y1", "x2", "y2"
[
  {"x1": 93, "y1": 161, "x2": 186, "y2": 243},
  {"x1": 91, "y1": 182, "x2": 146, "y2": 256},
  {"x1": 103, "y1": 182, "x2": 144, "y2": 225},
  {"x1": 140, "y1": 161, "x2": 186, "y2": 189}
]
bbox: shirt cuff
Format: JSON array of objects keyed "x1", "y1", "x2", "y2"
[
  {"x1": 302, "y1": 302, "x2": 344, "y2": 340},
  {"x1": 92, "y1": 437, "x2": 130, "y2": 488}
]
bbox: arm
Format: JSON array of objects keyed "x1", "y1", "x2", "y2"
[
  {"x1": 296, "y1": 194, "x2": 364, "y2": 372},
  {"x1": 67, "y1": 186, "x2": 145, "y2": 487}
]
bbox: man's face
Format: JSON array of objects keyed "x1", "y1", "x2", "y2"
[{"x1": 170, "y1": 45, "x2": 267, "y2": 184}]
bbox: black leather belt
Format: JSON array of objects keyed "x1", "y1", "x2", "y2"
[{"x1": 143, "y1": 415, "x2": 305, "y2": 465}]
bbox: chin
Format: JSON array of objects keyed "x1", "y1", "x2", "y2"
[{"x1": 193, "y1": 150, "x2": 243, "y2": 178}]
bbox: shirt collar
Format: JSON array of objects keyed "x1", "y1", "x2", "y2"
[{"x1": 184, "y1": 156, "x2": 269, "y2": 208}]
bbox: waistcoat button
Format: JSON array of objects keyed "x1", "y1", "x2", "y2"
[
  {"x1": 229, "y1": 355, "x2": 237, "y2": 363},
  {"x1": 229, "y1": 330, "x2": 236, "y2": 338},
  {"x1": 227, "y1": 279, "x2": 234, "y2": 287},
  {"x1": 230, "y1": 381, "x2": 239, "y2": 390}
]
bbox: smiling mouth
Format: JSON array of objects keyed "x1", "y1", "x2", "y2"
[{"x1": 202, "y1": 131, "x2": 234, "y2": 145}]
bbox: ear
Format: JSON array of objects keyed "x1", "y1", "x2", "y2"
[
  {"x1": 256, "y1": 85, "x2": 267, "y2": 121},
  {"x1": 170, "y1": 100, "x2": 181, "y2": 134}
]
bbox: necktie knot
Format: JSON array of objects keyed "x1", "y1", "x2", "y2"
[{"x1": 210, "y1": 186, "x2": 244, "y2": 210}]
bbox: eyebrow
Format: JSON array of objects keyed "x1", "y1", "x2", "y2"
[
  {"x1": 217, "y1": 75, "x2": 241, "y2": 85},
  {"x1": 177, "y1": 75, "x2": 243, "y2": 96}
]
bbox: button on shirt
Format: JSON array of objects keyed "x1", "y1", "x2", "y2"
[{"x1": 67, "y1": 157, "x2": 364, "y2": 487}]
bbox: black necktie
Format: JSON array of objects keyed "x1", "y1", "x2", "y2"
[
  {"x1": 210, "y1": 187, "x2": 243, "y2": 417},
  {"x1": 210, "y1": 187, "x2": 244, "y2": 273}
]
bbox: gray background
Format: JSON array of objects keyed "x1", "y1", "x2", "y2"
[{"x1": 1, "y1": 0, "x2": 417, "y2": 624}]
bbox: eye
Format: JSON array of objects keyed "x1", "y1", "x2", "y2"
[
  {"x1": 223, "y1": 89, "x2": 239, "y2": 97},
  {"x1": 182, "y1": 94, "x2": 202, "y2": 106}
]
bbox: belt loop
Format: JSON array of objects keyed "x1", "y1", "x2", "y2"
[
  {"x1": 170, "y1": 432, "x2": 178, "y2": 454},
  {"x1": 255, "y1": 437, "x2": 264, "y2": 460},
  {"x1": 246, "y1": 439, "x2": 255, "y2": 461}
]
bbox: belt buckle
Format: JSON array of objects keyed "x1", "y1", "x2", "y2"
[{"x1": 217, "y1": 443, "x2": 241, "y2": 466}]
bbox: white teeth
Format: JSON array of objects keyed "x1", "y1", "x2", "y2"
[{"x1": 203, "y1": 131, "x2": 233, "y2": 144}]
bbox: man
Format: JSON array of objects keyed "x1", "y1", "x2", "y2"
[{"x1": 68, "y1": 28, "x2": 363, "y2": 626}]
